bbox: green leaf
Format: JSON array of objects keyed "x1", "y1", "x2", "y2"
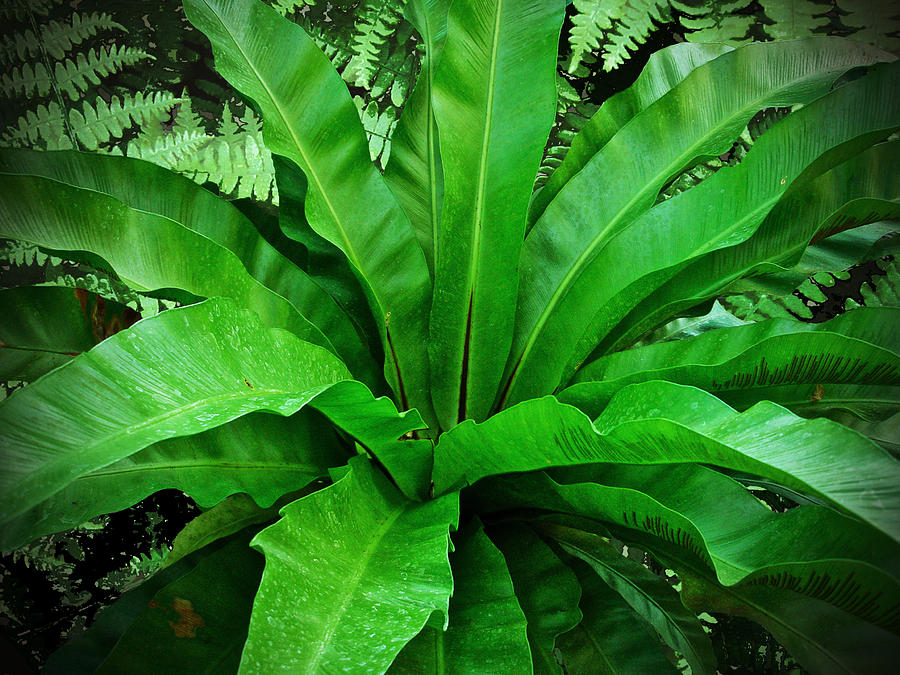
[
  {"x1": 0, "y1": 174, "x2": 335, "y2": 353},
  {"x1": 0, "y1": 297, "x2": 349, "y2": 542},
  {"x1": 94, "y1": 533, "x2": 262, "y2": 675},
  {"x1": 529, "y1": 41, "x2": 733, "y2": 228},
  {"x1": 383, "y1": 0, "x2": 451, "y2": 275},
  {"x1": 633, "y1": 527, "x2": 900, "y2": 674},
  {"x1": 471, "y1": 463, "x2": 900, "y2": 632},
  {"x1": 1, "y1": 409, "x2": 347, "y2": 551},
  {"x1": 556, "y1": 560, "x2": 680, "y2": 674},
  {"x1": 434, "y1": 381, "x2": 900, "y2": 541},
  {"x1": 183, "y1": 0, "x2": 434, "y2": 423},
  {"x1": 504, "y1": 41, "x2": 896, "y2": 407},
  {"x1": 391, "y1": 523, "x2": 532, "y2": 674},
  {"x1": 559, "y1": 307, "x2": 900, "y2": 419},
  {"x1": 543, "y1": 524, "x2": 717, "y2": 674},
  {"x1": 0, "y1": 149, "x2": 380, "y2": 387},
  {"x1": 0, "y1": 285, "x2": 138, "y2": 382},
  {"x1": 310, "y1": 379, "x2": 434, "y2": 501},
  {"x1": 241, "y1": 456, "x2": 457, "y2": 673},
  {"x1": 428, "y1": 0, "x2": 564, "y2": 427},
  {"x1": 490, "y1": 523, "x2": 582, "y2": 674},
  {"x1": 598, "y1": 138, "x2": 900, "y2": 353}
]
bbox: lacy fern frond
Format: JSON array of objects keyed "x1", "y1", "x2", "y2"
[
  {"x1": 345, "y1": 0, "x2": 408, "y2": 87},
  {"x1": 671, "y1": 0, "x2": 756, "y2": 45},
  {"x1": 0, "y1": 0, "x2": 61, "y2": 22},
  {"x1": 603, "y1": 0, "x2": 672, "y2": 71},
  {"x1": 127, "y1": 98, "x2": 277, "y2": 202},
  {"x1": 0, "y1": 45, "x2": 152, "y2": 100},
  {"x1": 2, "y1": 92, "x2": 179, "y2": 151},
  {"x1": 0, "y1": 12, "x2": 125, "y2": 64},
  {"x1": 838, "y1": 0, "x2": 900, "y2": 52},
  {"x1": 758, "y1": 0, "x2": 831, "y2": 39},
  {"x1": 0, "y1": 101, "x2": 73, "y2": 150},
  {"x1": 537, "y1": 72, "x2": 598, "y2": 188},
  {"x1": 567, "y1": 0, "x2": 617, "y2": 73}
]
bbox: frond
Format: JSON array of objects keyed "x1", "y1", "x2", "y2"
[
  {"x1": 567, "y1": 0, "x2": 617, "y2": 73},
  {"x1": 671, "y1": 0, "x2": 756, "y2": 45},
  {"x1": 602, "y1": 0, "x2": 672, "y2": 71},
  {"x1": 0, "y1": 0, "x2": 62, "y2": 22},
  {"x1": 70, "y1": 91, "x2": 180, "y2": 150},
  {"x1": 0, "y1": 12, "x2": 125, "y2": 64},
  {"x1": 537, "y1": 73, "x2": 598, "y2": 189},
  {"x1": 758, "y1": 0, "x2": 831, "y2": 39},
  {"x1": 837, "y1": 0, "x2": 900, "y2": 52},
  {"x1": 344, "y1": 0, "x2": 408, "y2": 88},
  {"x1": 0, "y1": 45, "x2": 152, "y2": 100},
  {"x1": 0, "y1": 102, "x2": 73, "y2": 150}
]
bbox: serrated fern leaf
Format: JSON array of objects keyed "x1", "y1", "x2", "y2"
[
  {"x1": 758, "y1": 0, "x2": 830, "y2": 40},
  {"x1": 71, "y1": 91, "x2": 180, "y2": 150},
  {"x1": 1, "y1": 12, "x2": 125, "y2": 64},
  {"x1": 1, "y1": 45, "x2": 151, "y2": 100},
  {"x1": 0, "y1": 102, "x2": 73, "y2": 150},
  {"x1": 567, "y1": 0, "x2": 618, "y2": 73},
  {"x1": 0, "y1": 0, "x2": 61, "y2": 22},
  {"x1": 603, "y1": 0, "x2": 672, "y2": 71},
  {"x1": 345, "y1": 0, "x2": 407, "y2": 87},
  {"x1": 672, "y1": 0, "x2": 756, "y2": 45},
  {"x1": 838, "y1": 0, "x2": 900, "y2": 52}
]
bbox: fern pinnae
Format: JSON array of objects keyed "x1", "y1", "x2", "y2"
[
  {"x1": 71, "y1": 91, "x2": 181, "y2": 151},
  {"x1": 0, "y1": 102, "x2": 72, "y2": 150},
  {"x1": 0, "y1": 12, "x2": 126, "y2": 64}
]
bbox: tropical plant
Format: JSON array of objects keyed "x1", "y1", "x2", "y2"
[{"x1": 1, "y1": 0, "x2": 899, "y2": 672}]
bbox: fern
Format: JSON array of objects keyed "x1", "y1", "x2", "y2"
[
  {"x1": 345, "y1": 0, "x2": 408, "y2": 87},
  {"x1": 672, "y1": 0, "x2": 757, "y2": 44},
  {"x1": 758, "y1": 0, "x2": 831, "y2": 39},
  {"x1": 127, "y1": 98, "x2": 277, "y2": 202},
  {"x1": 603, "y1": 0, "x2": 672, "y2": 71},
  {"x1": 0, "y1": 101, "x2": 72, "y2": 149},
  {"x1": 0, "y1": 0, "x2": 61, "y2": 22},
  {"x1": 1, "y1": 12, "x2": 125, "y2": 63},
  {"x1": 1, "y1": 45, "x2": 152, "y2": 100},
  {"x1": 838, "y1": 0, "x2": 900, "y2": 52}
]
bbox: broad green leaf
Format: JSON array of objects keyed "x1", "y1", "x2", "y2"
[
  {"x1": 0, "y1": 285, "x2": 138, "y2": 382},
  {"x1": 528, "y1": 41, "x2": 733, "y2": 228},
  {"x1": 491, "y1": 523, "x2": 582, "y2": 674},
  {"x1": 471, "y1": 463, "x2": 900, "y2": 632},
  {"x1": 504, "y1": 43, "x2": 896, "y2": 407},
  {"x1": 428, "y1": 0, "x2": 564, "y2": 428},
  {"x1": 310, "y1": 379, "x2": 434, "y2": 501},
  {"x1": 0, "y1": 149, "x2": 380, "y2": 387},
  {"x1": 241, "y1": 457, "x2": 457, "y2": 673},
  {"x1": 433, "y1": 381, "x2": 900, "y2": 541},
  {"x1": 43, "y1": 535, "x2": 236, "y2": 675},
  {"x1": 633, "y1": 527, "x2": 900, "y2": 674},
  {"x1": 0, "y1": 297, "x2": 349, "y2": 540},
  {"x1": 559, "y1": 307, "x2": 900, "y2": 419},
  {"x1": 556, "y1": 560, "x2": 679, "y2": 675},
  {"x1": 94, "y1": 533, "x2": 262, "y2": 675},
  {"x1": 1, "y1": 410, "x2": 346, "y2": 551},
  {"x1": 383, "y1": 0, "x2": 451, "y2": 274},
  {"x1": 543, "y1": 524, "x2": 716, "y2": 674},
  {"x1": 598, "y1": 139, "x2": 900, "y2": 353},
  {"x1": 184, "y1": 0, "x2": 434, "y2": 423},
  {"x1": 0, "y1": 174, "x2": 335, "y2": 353},
  {"x1": 391, "y1": 523, "x2": 532, "y2": 674}
]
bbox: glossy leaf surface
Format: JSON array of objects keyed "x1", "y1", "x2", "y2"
[
  {"x1": 391, "y1": 524, "x2": 532, "y2": 673},
  {"x1": 428, "y1": 0, "x2": 564, "y2": 426},
  {"x1": 184, "y1": 0, "x2": 434, "y2": 420},
  {"x1": 434, "y1": 381, "x2": 900, "y2": 541},
  {"x1": 561, "y1": 307, "x2": 900, "y2": 419},
  {"x1": 0, "y1": 148, "x2": 379, "y2": 385},
  {"x1": 505, "y1": 43, "x2": 896, "y2": 406},
  {"x1": 242, "y1": 457, "x2": 457, "y2": 673},
  {"x1": 0, "y1": 298, "x2": 349, "y2": 540}
]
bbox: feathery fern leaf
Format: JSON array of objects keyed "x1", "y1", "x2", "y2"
[
  {"x1": 0, "y1": 0, "x2": 61, "y2": 22},
  {"x1": 672, "y1": 0, "x2": 756, "y2": 45},
  {"x1": 0, "y1": 102, "x2": 72, "y2": 150},
  {"x1": 1, "y1": 45, "x2": 152, "y2": 100},
  {"x1": 0, "y1": 12, "x2": 125, "y2": 64},
  {"x1": 838, "y1": 0, "x2": 900, "y2": 52},
  {"x1": 567, "y1": 0, "x2": 618, "y2": 73},
  {"x1": 71, "y1": 91, "x2": 180, "y2": 151},
  {"x1": 758, "y1": 0, "x2": 831, "y2": 40},
  {"x1": 345, "y1": 0, "x2": 408, "y2": 87},
  {"x1": 603, "y1": 0, "x2": 672, "y2": 71}
]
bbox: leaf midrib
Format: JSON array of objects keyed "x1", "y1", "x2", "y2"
[
  {"x1": 508, "y1": 67, "x2": 844, "y2": 400},
  {"x1": 306, "y1": 506, "x2": 404, "y2": 670}
]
